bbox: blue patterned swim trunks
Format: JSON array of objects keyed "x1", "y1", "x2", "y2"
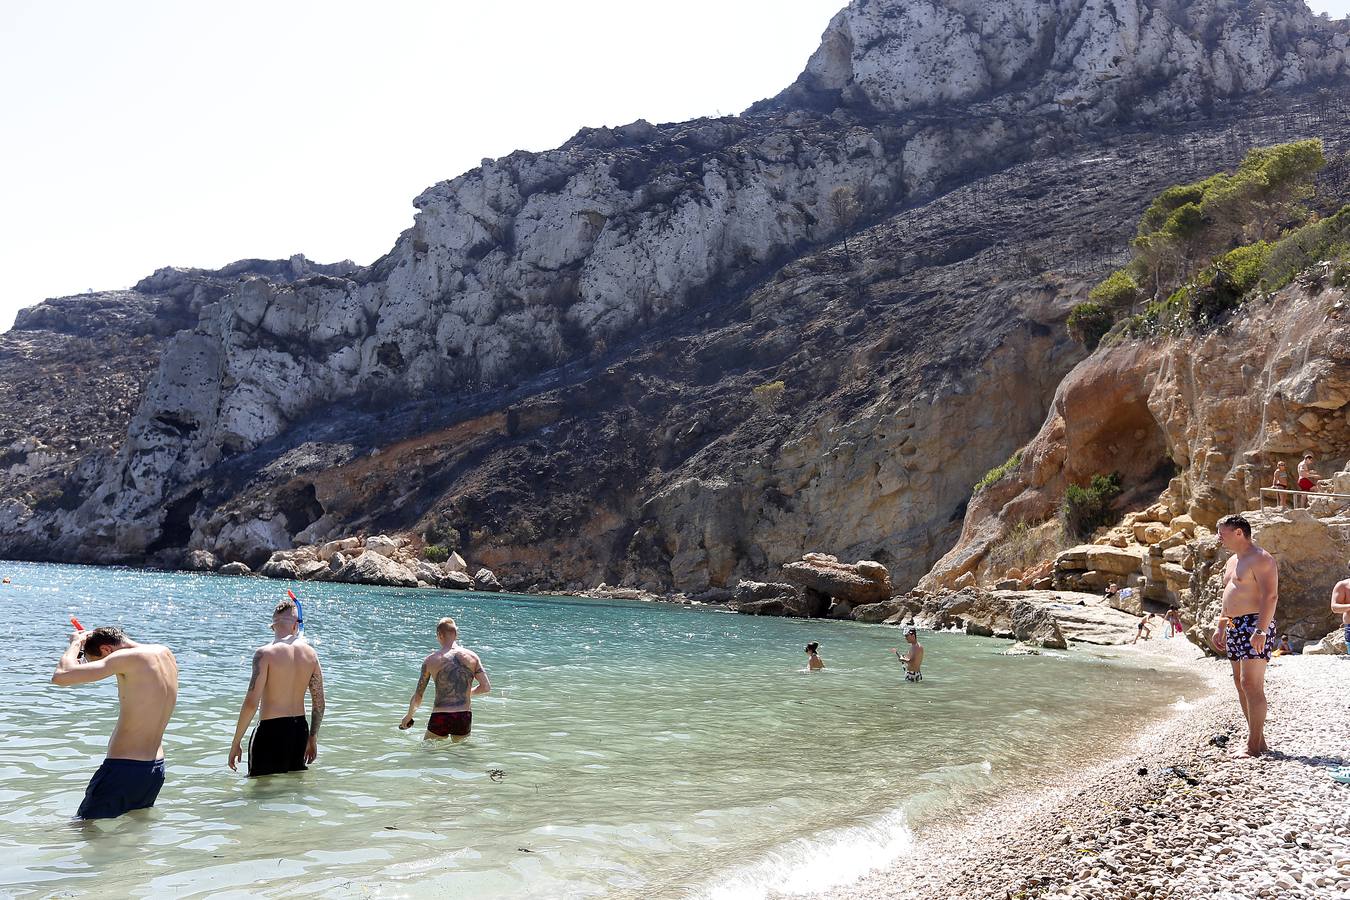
[{"x1": 1226, "y1": 613, "x2": 1275, "y2": 661}]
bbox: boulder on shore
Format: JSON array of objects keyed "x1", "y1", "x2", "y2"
[
  {"x1": 443, "y1": 570, "x2": 474, "y2": 591},
  {"x1": 318, "y1": 537, "x2": 362, "y2": 562},
  {"x1": 332, "y1": 552, "x2": 419, "y2": 588},
  {"x1": 185, "y1": 549, "x2": 219, "y2": 571},
  {"x1": 1302, "y1": 627, "x2": 1347, "y2": 655},
  {"x1": 733, "y1": 581, "x2": 809, "y2": 617},
  {"x1": 473, "y1": 567, "x2": 503, "y2": 592},
  {"x1": 364, "y1": 534, "x2": 402, "y2": 557},
  {"x1": 218, "y1": 561, "x2": 252, "y2": 577},
  {"x1": 782, "y1": 553, "x2": 892, "y2": 607}
]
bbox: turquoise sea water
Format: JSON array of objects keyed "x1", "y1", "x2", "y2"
[{"x1": 0, "y1": 563, "x2": 1199, "y2": 898}]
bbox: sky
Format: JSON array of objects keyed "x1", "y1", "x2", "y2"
[{"x1": 2, "y1": 0, "x2": 1347, "y2": 329}]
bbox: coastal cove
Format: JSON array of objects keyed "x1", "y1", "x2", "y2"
[{"x1": 0, "y1": 563, "x2": 1201, "y2": 899}]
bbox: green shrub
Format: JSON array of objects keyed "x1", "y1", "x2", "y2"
[
  {"x1": 976, "y1": 451, "x2": 1023, "y2": 493},
  {"x1": 1089, "y1": 269, "x2": 1140, "y2": 308},
  {"x1": 752, "y1": 380, "x2": 786, "y2": 413},
  {"x1": 423, "y1": 545, "x2": 450, "y2": 563},
  {"x1": 1067, "y1": 302, "x2": 1115, "y2": 350},
  {"x1": 1063, "y1": 472, "x2": 1123, "y2": 539},
  {"x1": 1260, "y1": 204, "x2": 1350, "y2": 292}
]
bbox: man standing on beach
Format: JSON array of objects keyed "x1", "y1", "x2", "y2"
[
  {"x1": 1209, "y1": 515, "x2": 1279, "y2": 757},
  {"x1": 400, "y1": 617, "x2": 490, "y2": 742},
  {"x1": 1330, "y1": 566, "x2": 1350, "y2": 656},
  {"x1": 228, "y1": 598, "x2": 325, "y2": 776},
  {"x1": 51, "y1": 626, "x2": 178, "y2": 819}
]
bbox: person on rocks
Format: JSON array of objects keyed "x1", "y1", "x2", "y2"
[
  {"x1": 890, "y1": 628, "x2": 924, "y2": 682},
  {"x1": 1296, "y1": 454, "x2": 1321, "y2": 507},
  {"x1": 804, "y1": 642, "x2": 825, "y2": 671},
  {"x1": 1329, "y1": 568, "x2": 1350, "y2": 657},
  {"x1": 51, "y1": 626, "x2": 178, "y2": 819},
  {"x1": 228, "y1": 598, "x2": 324, "y2": 777},
  {"x1": 400, "y1": 617, "x2": 490, "y2": 741},
  {"x1": 1272, "y1": 634, "x2": 1294, "y2": 657},
  {"x1": 1164, "y1": 608, "x2": 1185, "y2": 638},
  {"x1": 1208, "y1": 514, "x2": 1279, "y2": 757},
  {"x1": 1271, "y1": 461, "x2": 1292, "y2": 508},
  {"x1": 1132, "y1": 612, "x2": 1156, "y2": 644}
]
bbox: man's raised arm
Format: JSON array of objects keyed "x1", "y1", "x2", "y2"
[
  {"x1": 228, "y1": 650, "x2": 267, "y2": 771},
  {"x1": 51, "y1": 632, "x2": 125, "y2": 686}
]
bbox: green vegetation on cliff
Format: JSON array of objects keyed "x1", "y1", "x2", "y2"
[
  {"x1": 1073, "y1": 139, "x2": 1346, "y2": 346},
  {"x1": 1064, "y1": 472, "x2": 1123, "y2": 539}
]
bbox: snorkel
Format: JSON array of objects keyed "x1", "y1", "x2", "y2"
[{"x1": 287, "y1": 589, "x2": 305, "y2": 634}]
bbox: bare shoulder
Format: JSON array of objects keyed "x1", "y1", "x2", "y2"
[
  {"x1": 461, "y1": 648, "x2": 483, "y2": 669},
  {"x1": 1257, "y1": 547, "x2": 1279, "y2": 571}
]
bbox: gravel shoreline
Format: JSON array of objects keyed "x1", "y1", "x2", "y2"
[{"x1": 823, "y1": 639, "x2": 1350, "y2": 900}]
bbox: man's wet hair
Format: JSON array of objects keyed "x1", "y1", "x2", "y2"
[
  {"x1": 273, "y1": 599, "x2": 297, "y2": 618},
  {"x1": 1217, "y1": 514, "x2": 1252, "y2": 538},
  {"x1": 905, "y1": 627, "x2": 918, "y2": 637},
  {"x1": 437, "y1": 617, "x2": 458, "y2": 637},
  {"x1": 805, "y1": 641, "x2": 819, "y2": 653},
  {"x1": 84, "y1": 626, "x2": 128, "y2": 659}
]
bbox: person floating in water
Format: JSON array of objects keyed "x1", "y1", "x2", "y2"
[
  {"x1": 803, "y1": 642, "x2": 825, "y2": 671},
  {"x1": 890, "y1": 628, "x2": 924, "y2": 681},
  {"x1": 51, "y1": 626, "x2": 178, "y2": 820},
  {"x1": 1208, "y1": 514, "x2": 1279, "y2": 758},
  {"x1": 228, "y1": 598, "x2": 325, "y2": 777},
  {"x1": 400, "y1": 617, "x2": 491, "y2": 742}
]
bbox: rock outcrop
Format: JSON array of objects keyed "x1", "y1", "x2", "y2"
[
  {"x1": 761, "y1": 0, "x2": 1348, "y2": 122},
  {"x1": 1, "y1": 1, "x2": 1347, "y2": 601},
  {"x1": 928, "y1": 272, "x2": 1350, "y2": 594},
  {"x1": 733, "y1": 580, "x2": 816, "y2": 618},
  {"x1": 853, "y1": 587, "x2": 1070, "y2": 649}
]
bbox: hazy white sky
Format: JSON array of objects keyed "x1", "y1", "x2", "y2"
[{"x1": 2, "y1": 0, "x2": 1347, "y2": 328}]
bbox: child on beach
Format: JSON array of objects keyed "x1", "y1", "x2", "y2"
[{"x1": 805, "y1": 642, "x2": 824, "y2": 671}]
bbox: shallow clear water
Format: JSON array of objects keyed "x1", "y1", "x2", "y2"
[{"x1": 0, "y1": 563, "x2": 1199, "y2": 898}]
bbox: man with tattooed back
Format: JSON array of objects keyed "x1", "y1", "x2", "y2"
[
  {"x1": 228, "y1": 598, "x2": 325, "y2": 776},
  {"x1": 400, "y1": 617, "x2": 490, "y2": 742}
]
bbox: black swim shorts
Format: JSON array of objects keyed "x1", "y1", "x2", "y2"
[
  {"x1": 249, "y1": 715, "x2": 309, "y2": 777},
  {"x1": 77, "y1": 757, "x2": 165, "y2": 819}
]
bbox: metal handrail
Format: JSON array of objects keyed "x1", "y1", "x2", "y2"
[{"x1": 1259, "y1": 486, "x2": 1350, "y2": 511}]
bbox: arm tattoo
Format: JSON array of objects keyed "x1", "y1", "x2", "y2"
[
  {"x1": 309, "y1": 663, "x2": 325, "y2": 736},
  {"x1": 414, "y1": 664, "x2": 430, "y2": 699},
  {"x1": 247, "y1": 651, "x2": 263, "y2": 693}
]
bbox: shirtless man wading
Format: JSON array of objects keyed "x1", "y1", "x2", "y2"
[
  {"x1": 400, "y1": 617, "x2": 490, "y2": 742},
  {"x1": 228, "y1": 599, "x2": 325, "y2": 777},
  {"x1": 1209, "y1": 515, "x2": 1279, "y2": 757},
  {"x1": 51, "y1": 626, "x2": 178, "y2": 819},
  {"x1": 891, "y1": 628, "x2": 925, "y2": 682}
]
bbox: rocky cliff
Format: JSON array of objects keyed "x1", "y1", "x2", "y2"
[{"x1": 1, "y1": 1, "x2": 1347, "y2": 593}]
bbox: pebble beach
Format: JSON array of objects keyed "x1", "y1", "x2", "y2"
[{"x1": 826, "y1": 639, "x2": 1350, "y2": 900}]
